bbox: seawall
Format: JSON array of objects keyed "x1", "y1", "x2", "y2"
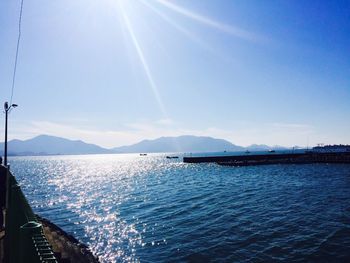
[
  {"x1": 38, "y1": 216, "x2": 99, "y2": 263},
  {"x1": 2, "y1": 169, "x2": 100, "y2": 263}
]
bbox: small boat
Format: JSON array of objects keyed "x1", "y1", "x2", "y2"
[
  {"x1": 245, "y1": 150, "x2": 250, "y2": 154},
  {"x1": 140, "y1": 153, "x2": 147, "y2": 156},
  {"x1": 166, "y1": 156, "x2": 179, "y2": 159},
  {"x1": 268, "y1": 150, "x2": 275, "y2": 153}
]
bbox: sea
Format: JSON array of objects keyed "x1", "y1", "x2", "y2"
[{"x1": 9, "y1": 153, "x2": 350, "y2": 262}]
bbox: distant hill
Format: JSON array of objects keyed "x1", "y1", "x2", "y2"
[
  {"x1": 0, "y1": 135, "x2": 112, "y2": 156},
  {"x1": 112, "y1": 135, "x2": 245, "y2": 153},
  {"x1": 0, "y1": 134, "x2": 292, "y2": 156}
]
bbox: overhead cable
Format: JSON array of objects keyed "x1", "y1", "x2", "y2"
[{"x1": 10, "y1": 0, "x2": 24, "y2": 105}]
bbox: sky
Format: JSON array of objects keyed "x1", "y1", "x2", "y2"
[{"x1": 0, "y1": 0, "x2": 349, "y2": 148}]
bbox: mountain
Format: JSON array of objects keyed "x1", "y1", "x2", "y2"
[
  {"x1": 0, "y1": 135, "x2": 112, "y2": 156},
  {"x1": 112, "y1": 135, "x2": 245, "y2": 153},
  {"x1": 0, "y1": 134, "x2": 291, "y2": 156}
]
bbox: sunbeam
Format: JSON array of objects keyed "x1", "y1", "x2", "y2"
[
  {"x1": 139, "y1": 0, "x2": 209, "y2": 49},
  {"x1": 154, "y1": 0, "x2": 264, "y2": 43},
  {"x1": 139, "y1": 0, "x2": 233, "y2": 62},
  {"x1": 117, "y1": 1, "x2": 167, "y2": 116}
]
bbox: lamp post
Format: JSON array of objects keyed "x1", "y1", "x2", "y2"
[
  {"x1": 4, "y1": 102, "x2": 18, "y2": 167},
  {"x1": 3, "y1": 102, "x2": 17, "y2": 263}
]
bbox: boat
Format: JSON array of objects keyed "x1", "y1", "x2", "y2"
[
  {"x1": 140, "y1": 153, "x2": 147, "y2": 156},
  {"x1": 166, "y1": 156, "x2": 179, "y2": 159}
]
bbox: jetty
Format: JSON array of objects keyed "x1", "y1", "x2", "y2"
[{"x1": 183, "y1": 150, "x2": 350, "y2": 166}]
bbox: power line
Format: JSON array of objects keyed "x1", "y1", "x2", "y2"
[{"x1": 10, "y1": 0, "x2": 24, "y2": 105}]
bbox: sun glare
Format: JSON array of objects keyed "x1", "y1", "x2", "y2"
[{"x1": 95, "y1": 0, "x2": 263, "y2": 119}]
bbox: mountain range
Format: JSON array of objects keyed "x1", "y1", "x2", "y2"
[
  {"x1": 0, "y1": 134, "x2": 288, "y2": 156},
  {"x1": 112, "y1": 135, "x2": 245, "y2": 153},
  {"x1": 0, "y1": 135, "x2": 111, "y2": 156}
]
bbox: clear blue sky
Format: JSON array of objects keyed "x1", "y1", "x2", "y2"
[{"x1": 1, "y1": 0, "x2": 349, "y2": 148}]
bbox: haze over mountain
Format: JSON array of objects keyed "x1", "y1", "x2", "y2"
[
  {"x1": 0, "y1": 135, "x2": 112, "y2": 156},
  {"x1": 0, "y1": 134, "x2": 290, "y2": 156},
  {"x1": 112, "y1": 135, "x2": 245, "y2": 153}
]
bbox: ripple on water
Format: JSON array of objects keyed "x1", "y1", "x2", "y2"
[{"x1": 9, "y1": 155, "x2": 350, "y2": 262}]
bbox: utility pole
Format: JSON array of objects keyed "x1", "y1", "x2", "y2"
[{"x1": 4, "y1": 102, "x2": 8, "y2": 166}]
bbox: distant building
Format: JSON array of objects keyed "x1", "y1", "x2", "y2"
[{"x1": 312, "y1": 145, "x2": 350, "y2": 153}]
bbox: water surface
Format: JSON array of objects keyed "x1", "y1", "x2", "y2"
[{"x1": 10, "y1": 154, "x2": 350, "y2": 262}]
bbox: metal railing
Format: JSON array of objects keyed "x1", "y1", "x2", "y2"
[{"x1": 5, "y1": 170, "x2": 58, "y2": 263}]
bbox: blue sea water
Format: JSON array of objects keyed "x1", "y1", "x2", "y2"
[{"x1": 9, "y1": 154, "x2": 350, "y2": 262}]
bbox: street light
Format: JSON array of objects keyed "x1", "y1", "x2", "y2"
[{"x1": 4, "y1": 102, "x2": 18, "y2": 167}]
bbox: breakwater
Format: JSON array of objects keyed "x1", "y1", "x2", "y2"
[{"x1": 183, "y1": 152, "x2": 350, "y2": 166}]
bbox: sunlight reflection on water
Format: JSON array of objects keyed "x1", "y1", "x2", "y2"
[{"x1": 10, "y1": 154, "x2": 350, "y2": 262}]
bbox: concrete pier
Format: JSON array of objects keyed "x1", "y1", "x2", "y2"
[{"x1": 183, "y1": 152, "x2": 350, "y2": 166}]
